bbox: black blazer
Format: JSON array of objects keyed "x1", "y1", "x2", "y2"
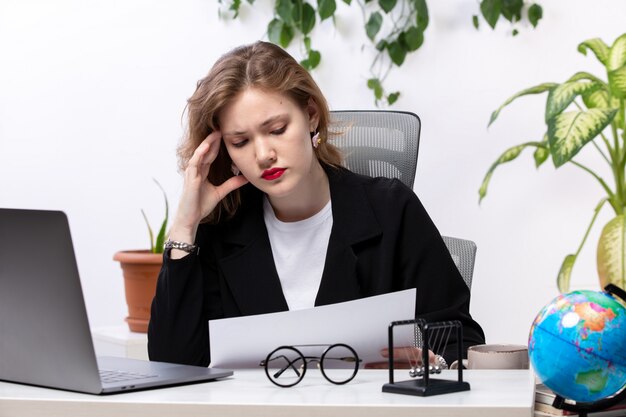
[{"x1": 148, "y1": 166, "x2": 485, "y2": 366}]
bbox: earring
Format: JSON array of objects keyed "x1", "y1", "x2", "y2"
[
  {"x1": 311, "y1": 131, "x2": 321, "y2": 148},
  {"x1": 231, "y1": 164, "x2": 240, "y2": 176}
]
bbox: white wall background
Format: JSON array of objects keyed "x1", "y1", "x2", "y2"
[{"x1": 1, "y1": 0, "x2": 624, "y2": 346}]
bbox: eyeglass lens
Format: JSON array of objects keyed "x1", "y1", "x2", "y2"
[
  {"x1": 320, "y1": 344, "x2": 359, "y2": 385},
  {"x1": 264, "y1": 346, "x2": 306, "y2": 387}
]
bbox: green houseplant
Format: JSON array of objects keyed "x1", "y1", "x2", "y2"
[
  {"x1": 113, "y1": 180, "x2": 168, "y2": 332},
  {"x1": 480, "y1": 33, "x2": 626, "y2": 293}
]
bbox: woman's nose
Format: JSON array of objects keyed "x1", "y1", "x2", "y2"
[{"x1": 255, "y1": 139, "x2": 276, "y2": 164}]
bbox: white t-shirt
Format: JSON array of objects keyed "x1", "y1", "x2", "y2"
[{"x1": 263, "y1": 196, "x2": 333, "y2": 310}]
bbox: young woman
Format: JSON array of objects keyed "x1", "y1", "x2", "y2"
[{"x1": 147, "y1": 41, "x2": 485, "y2": 367}]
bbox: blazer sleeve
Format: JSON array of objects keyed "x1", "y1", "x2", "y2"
[
  {"x1": 392, "y1": 181, "x2": 485, "y2": 361},
  {"x1": 147, "y1": 226, "x2": 220, "y2": 367}
]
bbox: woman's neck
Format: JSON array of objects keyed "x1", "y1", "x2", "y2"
[{"x1": 267, "y1": 161, "x2": 330, "y2": 222}]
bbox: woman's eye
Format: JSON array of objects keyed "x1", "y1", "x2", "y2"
[
  {"x1": 271, "y1": 126, "x2": 286, "y2": 135},
  {"x1": 232, "y1": 139, "x2": 248, "y2": 148}
]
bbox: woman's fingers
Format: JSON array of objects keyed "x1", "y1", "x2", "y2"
[
  {"x1": 379, "y1": 347, "x2": 437, "y2": 364},
  {"x1": 214, "y1": 175, "x2": 249, "y2": 201}
]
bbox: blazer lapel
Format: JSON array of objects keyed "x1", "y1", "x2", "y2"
[
  {"x1": 315, "y1": 166, "x2": 382, "y2": 306},
  {"x1": 217, "y1": 189, "x2": 289, "y2": 316}
]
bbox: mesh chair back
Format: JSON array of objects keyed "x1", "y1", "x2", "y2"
[
  {"x1": 331, "y1": 110, "x2": 420, "y2": 188},
  {"x1": 441, "y1": 236, "x2": 477, "y2": 289},
  {"x1": 330, "y1": 110, "x2": 475, "y2": 289}
]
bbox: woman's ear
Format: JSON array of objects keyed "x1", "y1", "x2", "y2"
[{"x1": 306, "y1": 97, "x2": 320, "y2": 131}]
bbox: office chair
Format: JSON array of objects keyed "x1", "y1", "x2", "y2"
[{"x1": 330, "y1": 110, "x2": 476, "y2": 289}]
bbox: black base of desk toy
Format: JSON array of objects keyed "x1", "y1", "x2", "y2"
[
  {"x1": 382, "y1": 319, "x2": 470, "y2": 397},
  {"x1": 383, "y1": 378, "x2": 470, "y2": 397}
]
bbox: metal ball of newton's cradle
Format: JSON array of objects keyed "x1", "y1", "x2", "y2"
[{"x1": 409, "y1": 365, "x2": 442, "y2": 378}]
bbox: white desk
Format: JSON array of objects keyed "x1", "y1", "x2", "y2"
[{"x1": 0, "y1": 369, "x2": 534, "y2": 417}]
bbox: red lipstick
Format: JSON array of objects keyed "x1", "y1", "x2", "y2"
[{"x1": 262, "y1": 168, "x2": 286, "y2": 181}]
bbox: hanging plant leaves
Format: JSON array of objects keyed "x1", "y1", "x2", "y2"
[
  {"x1": 365, "y1": 12, "x2": 383, "y2": 41},
  {"x1": 480, "y1": 0, "x2": 502, "y2": 29},
  {"x1": 367, "y1": 78, "x2": 383, "y2": 100},
  {"x1": 388, "y1": 92, "x2": 400, "y2": 105},
  {"x1": 547, "y1": 108, "x2": 617, "y2": 167},
  {"x1": 472, "y1": 15, "x2": 479, "y2": 29},
  {"x1": 414, "y1": 0, "x2": 429, "y2": 30},
  {"x1": 545, "y1": 81, "x2": 600, "y2": 122},
  {"x1": 578, "y1": 38, "x2": 610, "y2": 66},
  {"x1": 276, "y1": 0, "x2": 294, "y2": 24},
  {"x1": 388, "y1": 41, "x2": 407, "y2": 65},
  {"x1": 379, "y1": 0, "x2": 397, "y2": 13},
  {"x1": 301, "y1": 49, "x2": 321, "y2": 70},
  {"x1": 500, "y1": 0, "x2": 522, "y2": 23},
  {"x1": 268, "y1": 18, "x2": 294, "y2": 47},
  {"x1": 300, "y1": 2, "x2": 316, "y2": 34},
  {"x1": 527, "y1": 3, "x2": 542, "y2": 27},
  {"x1": 608, "y1": 66, "x2": 626, "y2": 99},
  {"x1": 402, "y1": 27, "x2": 424, "y2": 51},
  {"x1": 318, "y1": 0, "x2": 336, "y2": 20}
]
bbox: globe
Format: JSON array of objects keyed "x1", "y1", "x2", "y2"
[{"x1": 528, "y1": 289, "x2": 626, "y2": 403}]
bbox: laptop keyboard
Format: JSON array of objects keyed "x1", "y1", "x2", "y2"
[{"x1": 99, "y1": 369, "x2": 158, "y2": 383}]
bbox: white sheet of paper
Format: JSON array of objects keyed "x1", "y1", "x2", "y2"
[{"x1": 208, "y1": 288, "x2": 416, "y2": 368}]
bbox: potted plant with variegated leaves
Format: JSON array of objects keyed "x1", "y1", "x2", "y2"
[
  {"x1": 480, "y1": 33, "x2": 626, "y2": 293},
  {"x1": 113, "y1": 179, "x2": 168, "y2": 332}
]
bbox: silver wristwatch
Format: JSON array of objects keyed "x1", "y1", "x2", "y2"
[{"x1": 164, "y1": 239, "x2": 200, "y2": 255}]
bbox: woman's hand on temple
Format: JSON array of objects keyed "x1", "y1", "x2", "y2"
[{"x1": 168, "y1": 131, "x2": 249, "y2": 258}]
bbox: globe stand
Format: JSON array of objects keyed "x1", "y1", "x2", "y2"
[
  {"x1": 550, "y1": 284, "x2": 626, "y2": 417},
  {"x1": 382, "y1": 319, "x2": 470, "y2": 397}
]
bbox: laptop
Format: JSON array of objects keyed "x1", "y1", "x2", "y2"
[{"x1": 0, "y1": 208, "x2": 233, "y2": 394}]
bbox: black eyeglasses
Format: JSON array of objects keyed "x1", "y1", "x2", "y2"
[{"x1": 260, "y1": 343, "x2": 361, "y2": 387}]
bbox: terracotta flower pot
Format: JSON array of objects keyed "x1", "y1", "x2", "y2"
[{"x1": 113, "y1": 250, "x2": 163, "y2": 333}]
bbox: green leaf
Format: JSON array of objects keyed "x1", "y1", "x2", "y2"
[
  {"x1": 566, "y1": 71, "x2": 606, "y2": 85},
  {"x1": 268, "y1": 18, "x2": 283, "y2": 45},
  {"x1": 527, "y1": 4, "x2": 542, "y2": 28},
  {"x1": 472, "y1": 15, "x2": 479, "y2": 29},
  {"x1": 577, "y1": 38, "x2": 610, "y2": 66},
  {"x1": 375, "y1": 39, "x2": 388, "y2": 51},
  {"x1": 545, "y1": 81, "x2": 600, "y2": 122},
  {"x1": 512, "y1": 29, "x2": 518, "y2": 37},
  {"x1": 478, "y1": 141, "x2": 542, "y2": 203},
  {"x1": 488, "y1": 82, "x2": 558, "y2": 126},
  {"x1": 607, "y1": 33, "x2": 626, "y2": 71},
  {"x1": 557, "y1": 254, "x2": 576, "y2": 293},
  {"x1": 582, "y1": 88, "x2": 610, "y2": 109},
  {"x1": 387, "y1": 41, "x2": 407, "y2": 66},
  {"x1": 308, "y1": 49, "x2": 321, "y2": 69},
  {"x1": 304, "y1": 36, "x2": 311, "y2": 52},
  {"x1": 367, "y1": 78, "x2": 383, "y2": 100},
  {"x1": 547, "y1": 108, "x2": 618, "y2": 167},
  {"x1": 379, "y1": 0, "x2": 397, "y2": 13},
  {"x1": 500, "y1": 0, "x2": 522, "y2": 23},
  {"x1": 413, "y1": 0, "x2": 429, "y2": 30},
  {"x1": 597, "y1": 215, "x2": 626, "y2": 291},
  {"x1": 480, "y1": 0, "x2": 502, "y2": 29},
  {"x1": 276, "y1": 0, "x2": 294, "y2": 24},
  {"x1": 141, "y1": 209, "x2": 155, "y2": 253},
  {"x1": 387, "y1": 92, "x2": 400, "y2": 105},
  {"x1": 154, "y1": 179, "x2": 169, "y2": 254},
  {"x1": 342, "y1": 0, "x2": 351, "y2": 3},
  {"x1": 300, "y1": 2, "x2": 316, "y2": 34},
  {"x1": 608, "y1": 66, "x2": 626, "y2": 98},
  {"x1": 318, "y1": 0, "x2": 336, "y2": 20},
  {"x1": 401, "y1": 27, "x2": 424, "y2": 51},
  {"x1": 229, "y1": 0, "x2": 242, "y2": 18},
  {"x1": 533, "y1": 135, "x2": 549, "y2": 168},
  {"x1": 365, "y1": 12, "x2": 383, "y2": 41}
]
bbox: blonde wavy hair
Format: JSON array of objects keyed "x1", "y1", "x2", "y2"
[{"x1": 178, "y1": 41, "x2": 343, "y2": 223}]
